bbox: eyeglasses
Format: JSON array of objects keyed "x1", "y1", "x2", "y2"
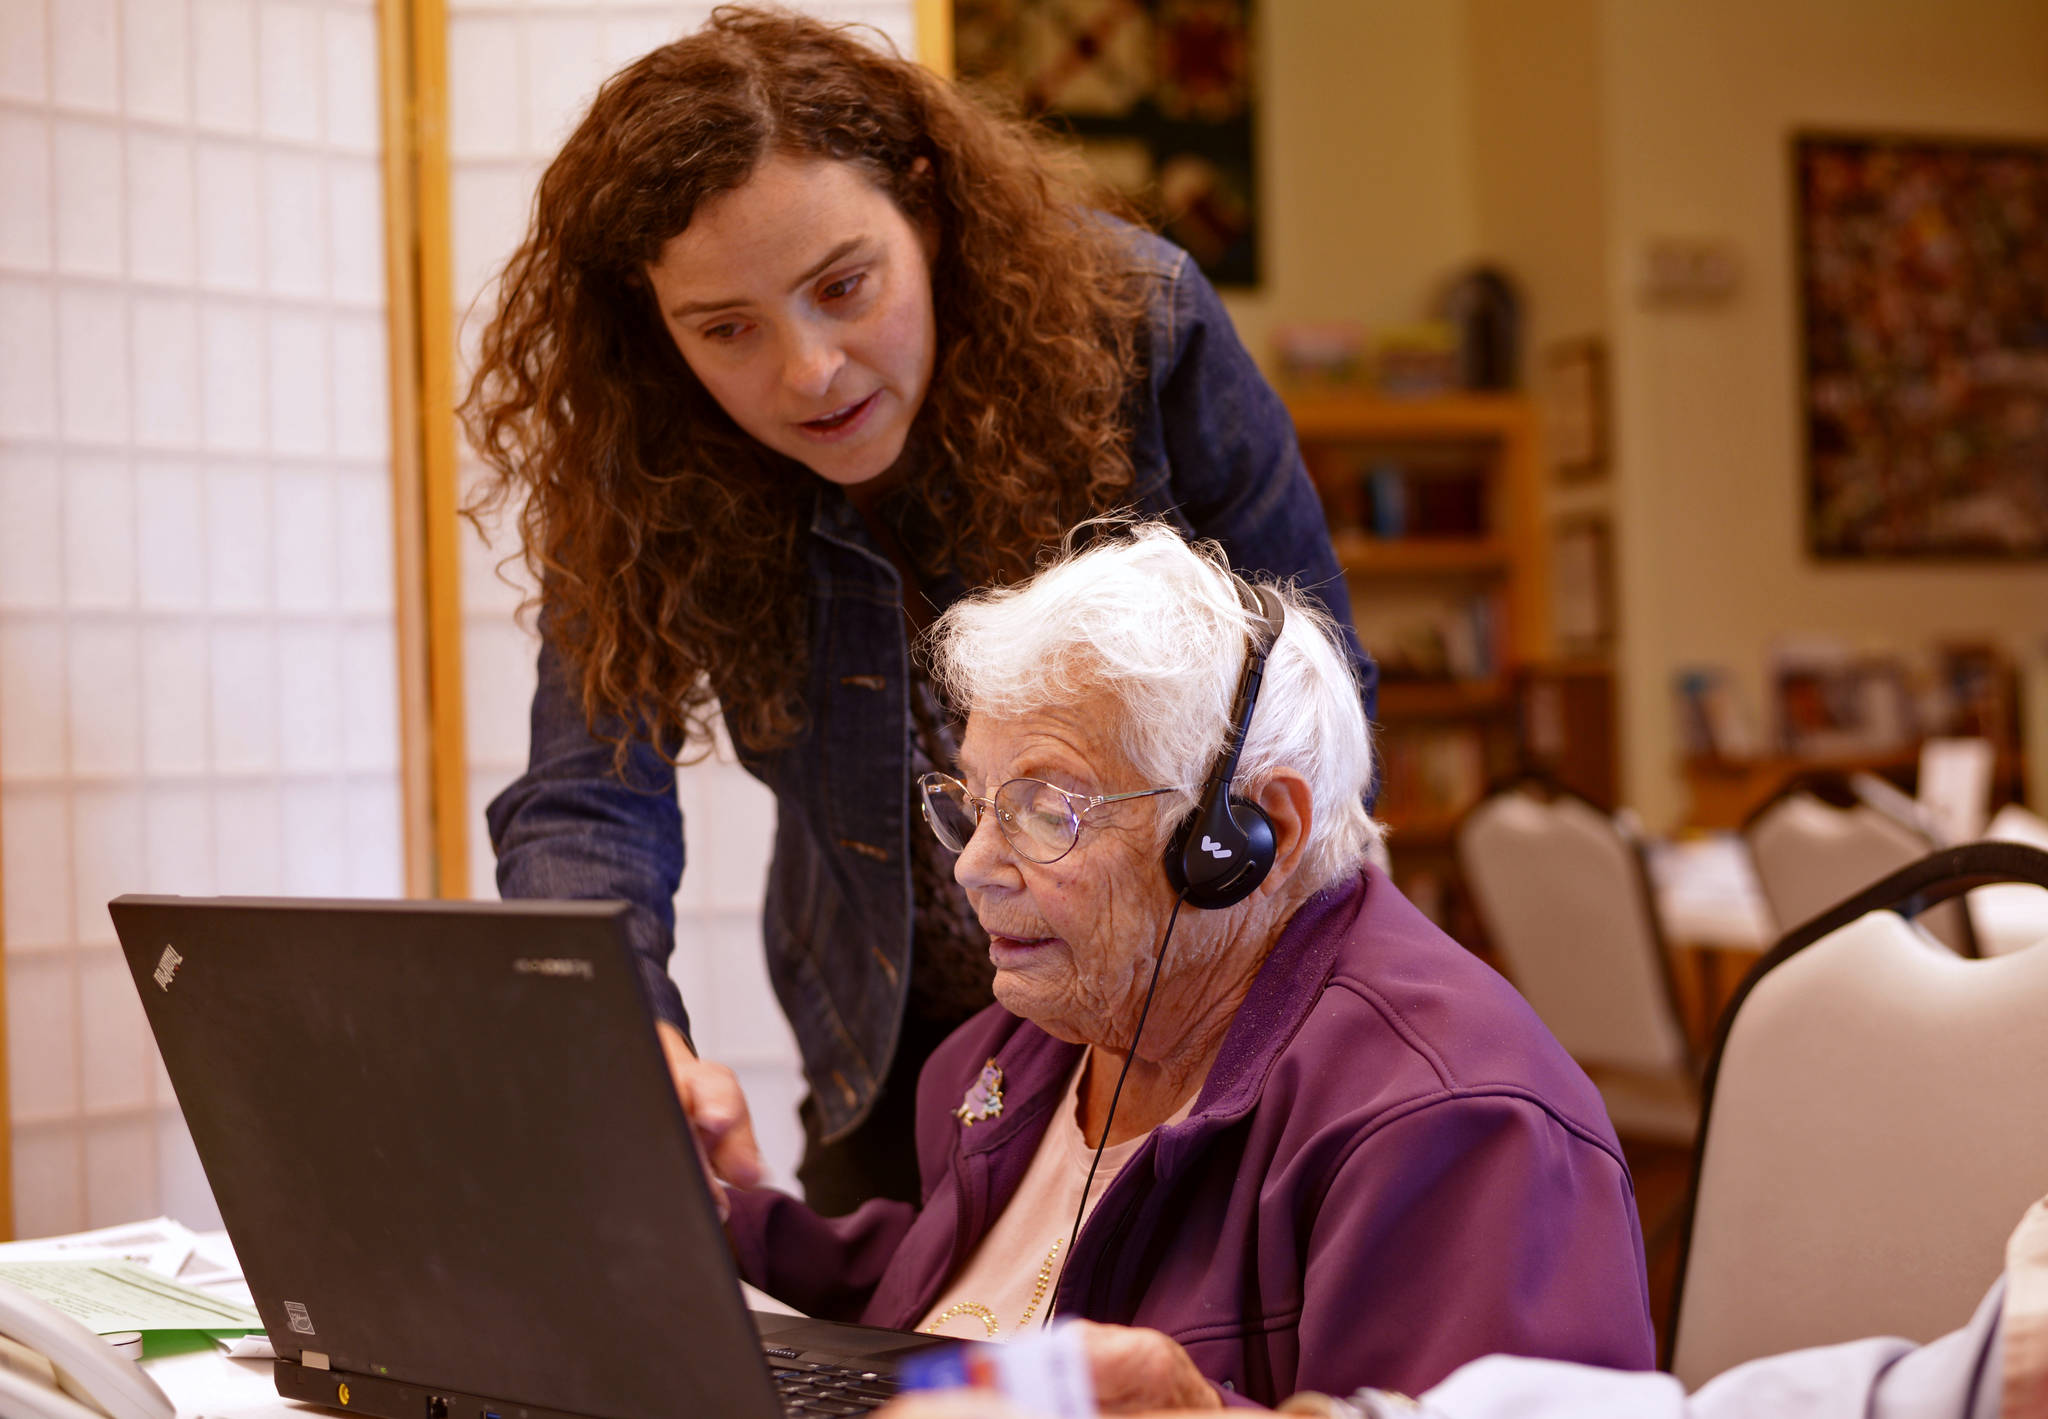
[{"x1": 918, "y1": 772, "x2": 1185, "y2": 865}]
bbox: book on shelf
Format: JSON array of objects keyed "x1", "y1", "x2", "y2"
[
  {"x1": 1368, "y1": 595, "x2": 1499, "y2": 684},
  {"x1": 1379, "y1": 723, "x2": 1489, "y2": 832},
  {"x1": 1322, "y1": 455, "x2": 1491, "y2": 541}
]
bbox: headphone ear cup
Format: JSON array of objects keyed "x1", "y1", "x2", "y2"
[
  {"x1": 1162, "y1": 808, "x2": 1198, "y2": 897},
  {"x1": 1231, "y1": 794, "x2": 1277, "y2": 877},
  {"x1": 1166, "y1": 795, "x2": 1277, "y2": 910}
]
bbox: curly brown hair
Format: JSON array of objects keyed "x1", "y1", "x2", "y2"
[{"x1": 461, "y1": 5, "x2": 1148, "y2": 764}]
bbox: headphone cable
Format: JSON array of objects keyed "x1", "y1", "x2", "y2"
[{"x1": 1045, "y1": 889, "x2": 1185, "y2": 1325}]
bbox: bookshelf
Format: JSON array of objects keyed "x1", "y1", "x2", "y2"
[{"x1": 1288, "y1": 392, "x2": 1555, "y2": 932}]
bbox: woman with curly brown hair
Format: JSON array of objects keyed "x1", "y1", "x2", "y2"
[{"x1": 467, "y1": 4, "x2": 1377, "y2": 1216}]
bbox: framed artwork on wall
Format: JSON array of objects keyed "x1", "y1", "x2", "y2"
[
  {"x1": 1795, "y1": 132, "x2": 2048, "y2": 559},
  {"x1": 1552, "y1": 512, "x2": 1613, "y2": 654},
  {"x1": 1541, "y1": 336, "x2": 1608, "y2": 484},
  {"x1": 952, "y1": 0, "x2": 1261, "y2": 286}
]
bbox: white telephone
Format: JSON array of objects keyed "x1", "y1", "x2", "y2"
[{"x1": 0, "y1": 1279, "x2": 175, "y2": 1419}]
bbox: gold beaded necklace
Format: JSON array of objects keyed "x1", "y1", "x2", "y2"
[{"x1": 920, "y1": 1236, "x2": 1065, "y2": 1339}]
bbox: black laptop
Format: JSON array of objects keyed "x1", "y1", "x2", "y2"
[{"x1": 109, "y1": 894, "x2": 958, "y2": 1419}]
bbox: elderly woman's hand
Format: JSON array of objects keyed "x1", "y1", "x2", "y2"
[
  {"x1": 873, "y1": 1394, "x2": 1037, "y2": 1419},
  {"x1": 870, "y1": 1324, "x2": 1224, "y2": 1419},
  {"x1": 1067, "y1": 1321, "x2": 1224, "y2": 1412},
  {"x1": 876, "y1": 1394, "x2": 1227, "y2": 1419},
  {"x1": 871, "y1": 1397, "x2": 1231, "y2": 1419}
]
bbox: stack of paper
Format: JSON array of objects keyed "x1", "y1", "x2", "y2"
[{"x1": 0, "y1": 1218, "x2": 266, "y2": 1359}]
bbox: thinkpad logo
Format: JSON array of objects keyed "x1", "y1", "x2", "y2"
[
  {"x1": 514, "y1": 957, "x2": 594, "y2": 981},
  {"x1": 154, "y1": 945, "x2": 184, "y2": 991}
]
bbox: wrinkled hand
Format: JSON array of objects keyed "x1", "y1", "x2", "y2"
[
  {"x1": 875, "y1": 1389, "x2": 1224, "y2": 1419},
  {"x1": 872, "y1": 1394, "x2": 1035, "y2": 1419},
  {"x1": 1068, "y1": 1321, "x2": 1224, "y2": 1413},
  {"x1": 657, "y1": 1020, "x2": 765, "y2": 1219}
]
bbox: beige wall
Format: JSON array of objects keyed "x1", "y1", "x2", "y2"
[
  {"x1": 1240, "y1": 0, "x2": 2048, "y2": 827},
  {"x1": 1467, "y1": 0, "x2": 1606, "y2": 374},
  {"x1": 1600, "y1": 0, "x2": 2048, "y2": 825},
  {"x1": 1221, "y1": 0, "x2": 1479, "y2": 364}
]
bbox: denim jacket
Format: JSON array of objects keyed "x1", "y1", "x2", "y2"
[{"x1": 486, "y1": 227, "x2": 1378, "y2": 1143}]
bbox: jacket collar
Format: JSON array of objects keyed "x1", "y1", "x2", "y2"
[
  {"x1": 1178, "y1": 869, "x2": 1368, "y2": 1126},
  {"x1": 1143, "y1": 869, "x2": 1370, "y2": 1177},
  {"x1": 806, "y1": 479, "x2": 869, "y2": 550},
  {"x1": 959, "y1": 869, "x2": 1372, "y2": 1163}
]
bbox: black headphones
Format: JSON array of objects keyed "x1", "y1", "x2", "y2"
[{"x1": 1163, "y1": 579, "x2": 1286, "y2": 910}]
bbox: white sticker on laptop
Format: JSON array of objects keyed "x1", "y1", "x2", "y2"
[{"x1": 284, "y1": 1300, "x2": 316, "y2": 1335}]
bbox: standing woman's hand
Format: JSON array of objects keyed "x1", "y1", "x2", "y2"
[{"x1": 656, "y1": 1020, "x2": 767, "y2": 1217}]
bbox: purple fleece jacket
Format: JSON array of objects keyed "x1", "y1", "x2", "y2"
[{"x1": 726, "y1": 867, "x2": 1655, "y2": 1406}]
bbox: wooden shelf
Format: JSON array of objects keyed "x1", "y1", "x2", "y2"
[
  {"x1": 1286, "y1": 391, "x2": 1556, "y2": 933},
  {"x1": 1377, "y1": 679, "x2": 1511, "y2": 719},
  {"x1": 1284, "y1": 391, "x2": 1537, "y2": 442},
  {"x1": 1332, "y1": 531, "x2": 1512, "y2": 576},
  {"x1": 1379, "y1": 815, "x2": 1464, "y2": 848}
]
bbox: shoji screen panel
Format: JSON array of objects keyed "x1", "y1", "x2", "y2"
[
  {"x1": 445, "y1": 0, "x2": 920, "y2": 1192},
  {"x1": 0, "y1": 0, "x2": 404, "y2": 1237}
]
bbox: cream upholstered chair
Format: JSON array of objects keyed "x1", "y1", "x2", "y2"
[
  {"x1": 1458, "y1": 784, "x2": 1697, "y2": 1143},
  {"x1": 1669, "y1": 841, "x2": 2048, "y2": 1388},
  {"x1": 1969, "y1": 804, "x2": 2048, "y2": 957},
  {"x1": 1742, "y1": 774, "x2": 1972, "y2": 953}
]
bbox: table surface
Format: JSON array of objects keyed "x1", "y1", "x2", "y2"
[
  {"x1": 143, "y1": 1277, "x2": 799, "y2": 1418},
  {"x1": 1644, "y1": 833, "x2": 1774, "y2": 950},
  {"x1": 147, "y1": 1344, "x2": 302, "y2": 1419}
]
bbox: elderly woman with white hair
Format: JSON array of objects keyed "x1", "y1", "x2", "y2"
[{"x1": 720, "y1": 524, "x2": 1654, "y2": 1407}]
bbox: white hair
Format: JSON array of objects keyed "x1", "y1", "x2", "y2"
[{"x1": 927, "y1": 522, "x2": 1381, "y2": 892}]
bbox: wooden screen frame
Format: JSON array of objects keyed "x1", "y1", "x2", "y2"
[
  {"x1": 380, "y1": 0, "x2": 469, "y2": 898},
  {"x1": 916, "y1": 0, "x2": 954, "y2": 77}
]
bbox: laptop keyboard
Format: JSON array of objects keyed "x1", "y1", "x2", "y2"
[{"x1": 768, "y1": 1358, "x2": 901, "y2": 1415}]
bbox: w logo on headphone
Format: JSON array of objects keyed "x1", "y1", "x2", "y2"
[{"x1": 1200, "y1": 835, "x2": 1233, "y2": 860}]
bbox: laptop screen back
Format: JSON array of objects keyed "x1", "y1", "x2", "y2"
[{"x1": 110, "y1": 894, "x2": 782, "y2": 1419}]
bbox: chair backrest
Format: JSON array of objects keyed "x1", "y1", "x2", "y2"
[
  {"x1": 1670, "y1": 848, "x2": 2048, "y2": 1387},
  {"x1": 1458, "y1": 787, "x2": 1691, "y2": 1078},
  {"x1": 1744, "y1": 788, "x2": 1969, "y2": 951},
  {"x1": 1971, "y1": 804, "x2": 2048, "y2": 957},
  {"x1": 1918, "y1": 736, "x2": 1996, "y2": 845}
]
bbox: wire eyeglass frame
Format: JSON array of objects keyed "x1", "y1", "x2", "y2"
[{"x1": 917, "y1": 772, "x2": 1186, "y2": 865}]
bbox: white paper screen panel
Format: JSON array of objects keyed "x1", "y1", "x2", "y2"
[
  {"x1": 449, "y1": 0, "x2": 919, "y2": 1195},
  {"x1": 0, "y1": 0, "x2": 402, "y2": 1238}
]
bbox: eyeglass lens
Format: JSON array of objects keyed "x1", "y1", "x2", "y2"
[{"x1": 922, "y1": 777, "x2": 1080, "y2": 864}]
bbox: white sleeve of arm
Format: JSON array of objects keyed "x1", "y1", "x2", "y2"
[
  {"x1": 1413, "y1": 1356, "x2": 1690, "y2": 1419},
  {"x1": 1410, "y1": 1277, "x2": 2003, "y2": 1419}
]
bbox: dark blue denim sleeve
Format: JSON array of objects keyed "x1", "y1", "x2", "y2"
[
  {"x1": 1153, "y1": 256, "x2": 1382, "y2": 800},
  {"x1": 485, "y1": 634, "x2": 693, "y2": 1039}
]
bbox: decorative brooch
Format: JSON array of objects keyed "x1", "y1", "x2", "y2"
[{"x1": 954, "y1": 1058, "x2": 1004, "y2": 1126}]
